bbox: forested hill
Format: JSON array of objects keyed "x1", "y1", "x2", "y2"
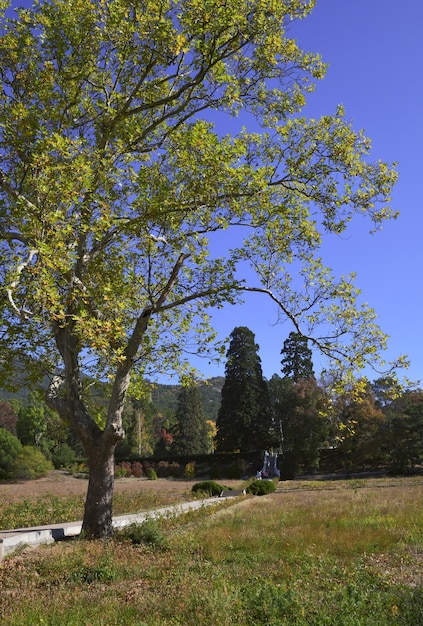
[
  {"x1": 151, "y1": 377, "x2": 224, "y2": 422},
  {"x1": 0, "y1": 374, "x2": 225, "y2": 423}
]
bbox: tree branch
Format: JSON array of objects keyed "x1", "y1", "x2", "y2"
[
  {"x1": 0, "y1": 170, "x2": 40, "y2": 214},
  {"x1": 6, "y1": 248, "x2": 38, "y2": 319},
  {"x1": 45, "y1": 373, "x2": 69, "y2": 417},
  {"x1": 238, "y1": 286, "x2": 353, "y2": 362}
]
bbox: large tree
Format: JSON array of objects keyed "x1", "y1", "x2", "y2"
[
  {"x1": 269, "y1": 374, "x2": 328, "y2": 474},
  {"x1": 280, "y1": 331, "x2": 315, "y2": 381},
  {"x1": 332, "y1": 380, "x2": 385, "y2": 473},
  {"x1": 215, "y1": 326, "x2": 275, "y2": 452},
  {"x1": 383, "y1": 389, "x2": 423, "y2": 473},
  {"x1": 0, "y1": 0, "x2": 400, "y2": 537},
  {"x1": 171, "y1": 385, "x2": 209, "y2": 456}
]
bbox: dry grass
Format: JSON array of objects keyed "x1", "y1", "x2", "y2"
[{"x1": 1, "y1": 477, "x2": 423, "y2": 625}]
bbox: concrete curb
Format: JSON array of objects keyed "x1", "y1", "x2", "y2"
[{"x1": 0, "y1": 496, "x2": 231, "y2": 561}]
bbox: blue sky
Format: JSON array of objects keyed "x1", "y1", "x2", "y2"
[
  {"x1": 6, "y1": 0, "x2": 422, "y2": 385},
  {"x1": 191, "y1": 0, "x2": 423, "y2": 384}
]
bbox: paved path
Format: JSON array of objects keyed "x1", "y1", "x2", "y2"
[{"x1": 0, "y1": 496, "x2": 230, "y2": 560}]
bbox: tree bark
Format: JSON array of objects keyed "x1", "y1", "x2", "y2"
[{"x1": 81, "y1": 434, "x2": 117, "y2": 539}]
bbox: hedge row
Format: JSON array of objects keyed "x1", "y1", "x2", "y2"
[{"x1": 115, "y1": 452, "x2": 264, "y2": 480}]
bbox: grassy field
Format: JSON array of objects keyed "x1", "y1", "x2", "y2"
[{"x1": 1, "y1": 477, "x2": 422, "y2": 625}]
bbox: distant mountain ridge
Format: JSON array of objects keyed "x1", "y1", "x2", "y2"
[
  {"x1": 151, "y1": 377, "x2": 224, "y2": 422},
  {"x1": 0, "y1": 373, "x2": 225, "y2": 422}
]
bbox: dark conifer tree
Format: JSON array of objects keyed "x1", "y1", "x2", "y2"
[
  {"x1": 171, "y1": 386, "x2": 209, "y2": 456},
  {"x1": 269, "y1": 373, "x2": 328, "y2": 475},
  {"x1": 269, "y1": 332, "x2": 328, "y2": 475},
  {"x1": 280, "y1": 332, "x2": 315, "y2": 381},
  {"x1": 215, "y1": 326, "x2": 275, "y2": 452}
]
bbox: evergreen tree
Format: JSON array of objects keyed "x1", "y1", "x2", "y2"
[
  {"x1": 269, "y1": 374, "x2": 328, "y2": 475},
  {"x1": 271, "y1": 334, "x2": 325, "y2": 475},
  {"x1": 280, "y1": 332, "x2": 315, "y2": 381},
  {"x1": 383, "y1": 389, "x2": 423, "y2": 472},
  {"x1": 215, "y1": 327, "x2": 275, "y2": 452},
  {"x1": 171, "y1": 386, "x2": 209, "y2": 456}
]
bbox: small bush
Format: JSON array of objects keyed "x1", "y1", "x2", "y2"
[
  {"x1": 146, "y1": 467, "x2": 158, "y2": 480},
  {"x1": 115, "y1": 460, "x2": 133, "y2": 478},
  {"x1": 71, "y1": 462, "x2": 89, "y2": 477},
  {"x1": 131, "y1": 461, "x2": 144, "y2": 477},
  {"x1": 246, "y1": 479, "x2": 276, "y2": 496},
  {"x1": 154, "y1": 460, "x2": 182, "y2": 478},
  {"x1": 191, "y1": 480, "x2": 226, "y2": 496},
  {"x1": 170, "y1": 462, "x2": 185, "y2": 478},
  {"x1": 50, "y1": 443, "x2": 77, "y2": 470},
  {"x1": 116, "y1": 519, "x2": 167, "y2": 549},
  {"x1": 10, "y1": 446, "x2": 53, "y2": 480},
  {"x1": 155, "y1": 460, "x2": 170, "y2": 477},
  {"x1": 185, "y1": 461, "x2": 196, "y2": 479}
]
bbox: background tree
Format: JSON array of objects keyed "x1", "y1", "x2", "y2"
[
  {"x1": 333, "y1": 381, "x2": 385, "y2": 473},
  {"x1": 371, "y1": 376, "x2": 403, "y2": 410},
  {"x1": 116, "y1": 395, "x2": 157, "y2": 458},
  {"x1": 171, "y1": 385, "x2": 209, "y2": 456},
  {"x1": 0, "y1": 0, "x2": 400, "y2": 537},
  {"x1": 215, "y1": 327, "x2": 275, "y2": 452},
  {"x1": 0, "y1": 400, "x2": 18, "y2": 435},
  {"x1": 16, "y1": 392, "x2": 81, "y2": 468},
  {"x1": 16, "y1": 392, "x2": 48, "y2": 446},
  {"x1": 269, "y1": 333, "x2": 326, "y2": 476},
  {"x1": 0, "y1": 427, "x2": 22, "y2": 478},
  {"x1": 269, "y1": 376, "x2": 328, "y2": 477},
  {"x1": 154, "y1": 427, "x2": 174, "y2": 456},
  {"x1": 383, "y1": 389, "x2": 423, "y2": 473},
  {"x1": 280, "y1": 332, "x2": 315, "y2": 381}
]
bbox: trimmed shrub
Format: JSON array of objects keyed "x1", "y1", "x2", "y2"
[
  {"x1": 246, "y1": 479, "x2": 276, "y2": 496},
  {"x1": 191, "y1": 480, "x2": 226, "y2": 496},
  {"x1": 10, "y1": 446, "x2": 53, "y2": 480}
]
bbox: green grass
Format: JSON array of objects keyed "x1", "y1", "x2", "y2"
[
  {"x1": 1, "y1": 478, "x2": 423, "y2": 625},
  {"x1": 0, "y1": 487, "x2": 190, "y2": 530}
]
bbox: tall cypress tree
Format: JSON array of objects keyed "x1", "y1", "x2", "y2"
[
  {"x1": 215, "y1": 327, "x2": 274, "y2": 452},
  {"x1": 171, "y1": 386, "x2": 209, "y2": 456},
  {"x1": 280, "y1": 332, "x2": 315, "y2": 381}
]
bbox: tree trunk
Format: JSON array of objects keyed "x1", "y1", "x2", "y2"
[{"x1": 81, "y1": 435, "x2": 117, "y2": 539}]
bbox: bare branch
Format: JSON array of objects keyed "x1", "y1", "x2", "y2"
[
  {"x1": 45, "y1": 373, "x2": 68, "y2": 416},
  {"x1": 154, "y1": 252, "x2": 190, "y2": 310},
  {"x1": 0, "y1": 170, "x2": 40, "y2": 214},
  {"x1": 6, "y1": 248, "x2": 38, "y2": 319}
]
